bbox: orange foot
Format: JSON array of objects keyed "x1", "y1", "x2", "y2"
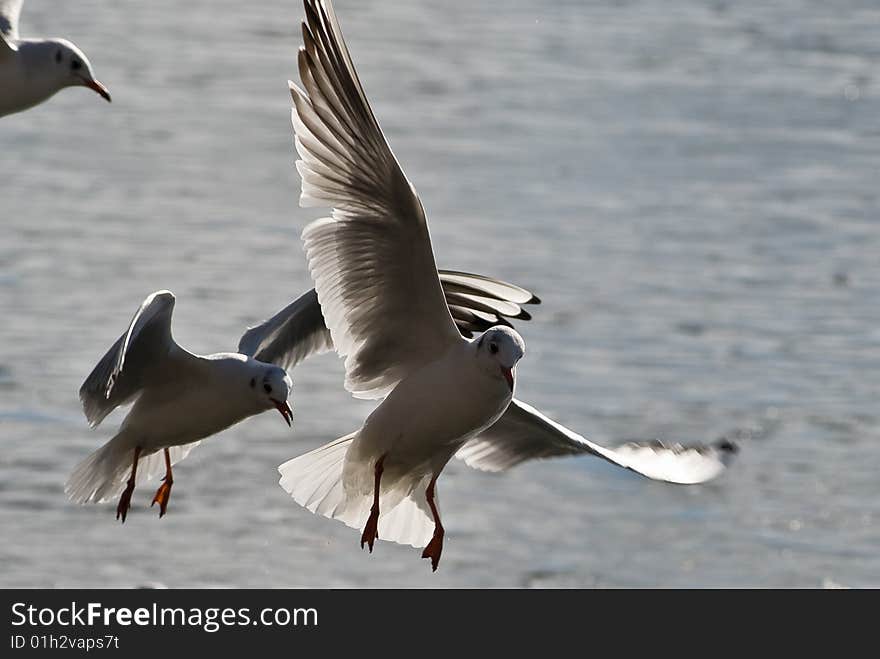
[
  {"x1": 360, "y1": 506, "x2": 379, "y2": 552},
  {"x1": 151, "y1": 477, "x2": 173, "y2": 518},
  {"x1": 116, "y1": 481, "x2": 135, "y2": 523},
  {"x1": 421, "y1": 528, "x2": 444, "y2": 572}
]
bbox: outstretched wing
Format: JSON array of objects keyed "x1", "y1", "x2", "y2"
[
  {"x1": 457, "y1": 399, "x2": 737, "y2": 484},
  {"x1": 294, "y1": 0, "x2": 462, "y2": 399},
  {"x1": 79, "y1": 291, "x2": 195, "y2": 427},
  {"x1": 237, "y1": 270, "x2": 540, "y2": 369}
]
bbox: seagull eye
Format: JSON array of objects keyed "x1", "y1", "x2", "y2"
[
  {"x1": 249, "y1": 378, "x2": 256, "y2": 388},
  {"x1": 489, "y1": 343, "x2": 498, "y2": 355},
  {"x1": 264, "y1": 384, "x2": 272, "y2": 394},
  {"x1": 71, "y1": 60, "x2": 82, "y2": 71}
]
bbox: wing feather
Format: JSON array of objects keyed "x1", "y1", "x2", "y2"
[
  {"x1": 79, "y1": 291, "x2": 192, "y2": 427},
  {"x1": 293, "y1": 0, "x2": 462, "y2": 399},
  {"x1": 237, "y1": 271, "x2": 540, "y2": 368},
  {"x1": 457, "y1": 399, "x2": 737, "y2": 484},
  {"x1": 237, "y1": 289, "x2": 334, "y2": 371}
]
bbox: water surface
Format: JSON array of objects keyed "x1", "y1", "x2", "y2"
[{"x1": 1, "y1": 0, "x2": 878, "y2": 587}]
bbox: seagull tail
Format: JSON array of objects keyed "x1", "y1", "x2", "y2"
[
  {"x1": 65, "y1": 435, "x2": 200, "y2": 505},
  {"x1": 278, "y1": 433, "x2": 435, "y2": 549}
]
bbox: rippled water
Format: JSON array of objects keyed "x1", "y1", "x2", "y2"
[{"x1": 1, "y1": 0, "x2": 878, "y2": 587}]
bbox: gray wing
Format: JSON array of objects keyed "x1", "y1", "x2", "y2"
[
  {"x1": 439, "y1": 271, "x2": 539, "y2": 338},
  {"x1": 80, "y1": 290, "x2": 193, "y2": 427},
  {"x1": 238, "y1": 289, "x2": 332, "y2": 371},
  {"x1": 0, "y1": 0, "x2": 22, "y2": 41},
  {"x1": 238, "y1": 270, "x2": 540, "y2": 370},
  {"x1": 457, "y1": 399, "x2": 737, "y2": 484}
]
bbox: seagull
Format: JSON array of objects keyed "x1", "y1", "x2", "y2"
[
  {"x1": 0, "y1": 0, "x2": 110, "y2": 117},
  {"x1": 66, "y1": 271, "x2": 540, "y2": 522},
  {"x1": 278, "y1": 0, "x2": 737, "y2": 571}
]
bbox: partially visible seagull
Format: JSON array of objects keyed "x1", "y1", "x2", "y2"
[
  {"x1": 66, "y1": 271, "x2": 540, "y2": 522},
  {"x1": 278, "y1": 0, "x2": 737, "y2": 572},
  {"x1": 0, "y1": 0, "x2": 110, "y2": 117}
]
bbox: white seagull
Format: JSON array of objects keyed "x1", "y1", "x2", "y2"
[
  {"x1": 278, "y1": 0, "x2": 737, "y2": 571},
  {"x1": 0, "y1": 0, "x2": 110, "y2": 117},
  {"x1": 67, "y1": 272, "x2": 540, "y2": 522}
]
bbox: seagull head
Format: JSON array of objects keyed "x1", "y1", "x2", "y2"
[
  {"x1": 48, "y1": 39, "x2": 111, "y2": 103},
  {"x1": 476, "y1": 326, "x2": 525, "y2": 392},
  {"x1": 249, "y1": 365, "x2": 293, "y2": 427}
]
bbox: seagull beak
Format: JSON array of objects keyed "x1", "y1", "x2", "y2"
[
  {"x1": 84, "y1": 79, "x2": 112, "y2": 103},
  {"x1": 500, "y1": 366, "x2": 514, "y2": 392},
  {"x1": 271, "y1": 398, "x2": 293, "y2": 427}
]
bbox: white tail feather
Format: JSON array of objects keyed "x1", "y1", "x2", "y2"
[
  {"x1": 278, "y1": 434, "x2": 435, "y2": 549},
  {"x1": 376, "y1": 491, "x2": 434, "y2": 549},
  {"x1": 65, "y1": 436, "x2": 200, "y2": 504}
]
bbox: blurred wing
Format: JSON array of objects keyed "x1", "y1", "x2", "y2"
[
  {"x1": 238, "y1": 271, "x2": 540, "y2": 368},
  {"x1": 0, "y1": 31, "x2": 14, "y2": 54},
  {"x1": 457, "y1": 399, "x2": 737, "y2": 484},
  {"x1": 79, "y1": 291, "x2": 194, "y2": 427},
  {"x1": 0, "y1": 0, "x2": 22, "y2": 41},
  {"x1": 294, "y1": 0, "x2": 461, "y2": 399}
]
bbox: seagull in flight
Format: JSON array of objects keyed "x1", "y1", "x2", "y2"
[
  {"x1": 278, "y1": 0, "x2": 737, "y2": 571},
  {"x1": 67, "y1": 271, "x2": 539, "y2": 522},
  {"x1": 0, "y1": 0, "x2": 110, "y2": 117}
]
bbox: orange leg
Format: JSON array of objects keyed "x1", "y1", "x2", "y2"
[
  {"x1": 421, "y1": 475, "x2": 444, "y2": 572},
  {"x1": 116, "y1": 446, "x2": 142, "y2": 523},
  {"x1": 151, "y1": 448, "x2": 174, "y2": 518},
  {"x1": 360, "y1": 454, "x2": 386, "y2": 553}
]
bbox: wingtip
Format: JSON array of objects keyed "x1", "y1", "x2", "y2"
[
  {"x1": 147, "y1": 289, "x2": 175, "y2": 303},
  {"x1": 526, "y1": 294, "x2": 541, "y2": 305},
  {"x1": 289, "y1": 79, "x2": 308, "y2": 104},
  {"x1": 715, "y1": 439, "x2": 739, "y2": 454},
  {"x1": 0, "y1": 33, "x2": 18, "y2": 53}
]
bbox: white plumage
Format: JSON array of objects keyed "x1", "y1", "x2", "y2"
[
  {"x1": 68, "y1": 291, "x2": 294, "y2": 520},
  {"x1": 280, "y1": 0, "x2": 527, "y2": 570},
  {"x1": 71, "y1": 281, "x2": 541, "y2": 519},
  {"x1": 279, "y1": 0, "x2": 738, "y2": 571},
  {"x1": 456, "y1": 399, "x2": 737, "y2": 484},
  {"x1": 0, "y1": 0, "x2": 111, "y2": 117}
]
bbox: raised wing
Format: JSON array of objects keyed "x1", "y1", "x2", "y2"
[
  {"x1": 0, "y1": 0, "x2": 22, "y2": 41},
  {"x1": 457, "y1": 399, "x2": 737, "y2": 484},
  {"x1": 238, "y1": 288, "x2": 333, "y2": 371},
  {"x1": 439, "y1": 270, "x2": 539, "y2": 338},
  {"x1": 79, "y1": 291, "x2": 194, "y2": 427},
  {"x1": 293, "y1": 0, "x2": 464, "y2": 399},
  {"x1": 238, "y1": 270, "x2": 540, "y2": 369}
]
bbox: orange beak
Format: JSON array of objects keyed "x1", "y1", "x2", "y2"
[
  {"x1": 500, "y1": 366, "x2": 514, "y2": 392},
  {"x1": 271, "y1": 398, "x2": 293, "y2": 427},
  {"x1": 84, "y1": 79, "x2": 111, "y2": 103}
]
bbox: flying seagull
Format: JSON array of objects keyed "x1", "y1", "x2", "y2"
[
  {"x1": 278, "y1": 0, "x2": 737, "y2": 571},
  {"x1": 0, "y1": 0, "x2": 110, "y2": 117},
  {"x1": 67, "y1": 271, "x2": 539, "y2": 522}
]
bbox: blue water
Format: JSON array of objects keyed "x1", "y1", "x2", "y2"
[{"x1": 1, "y1": 0, "x2": 878, "y2": 587}]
